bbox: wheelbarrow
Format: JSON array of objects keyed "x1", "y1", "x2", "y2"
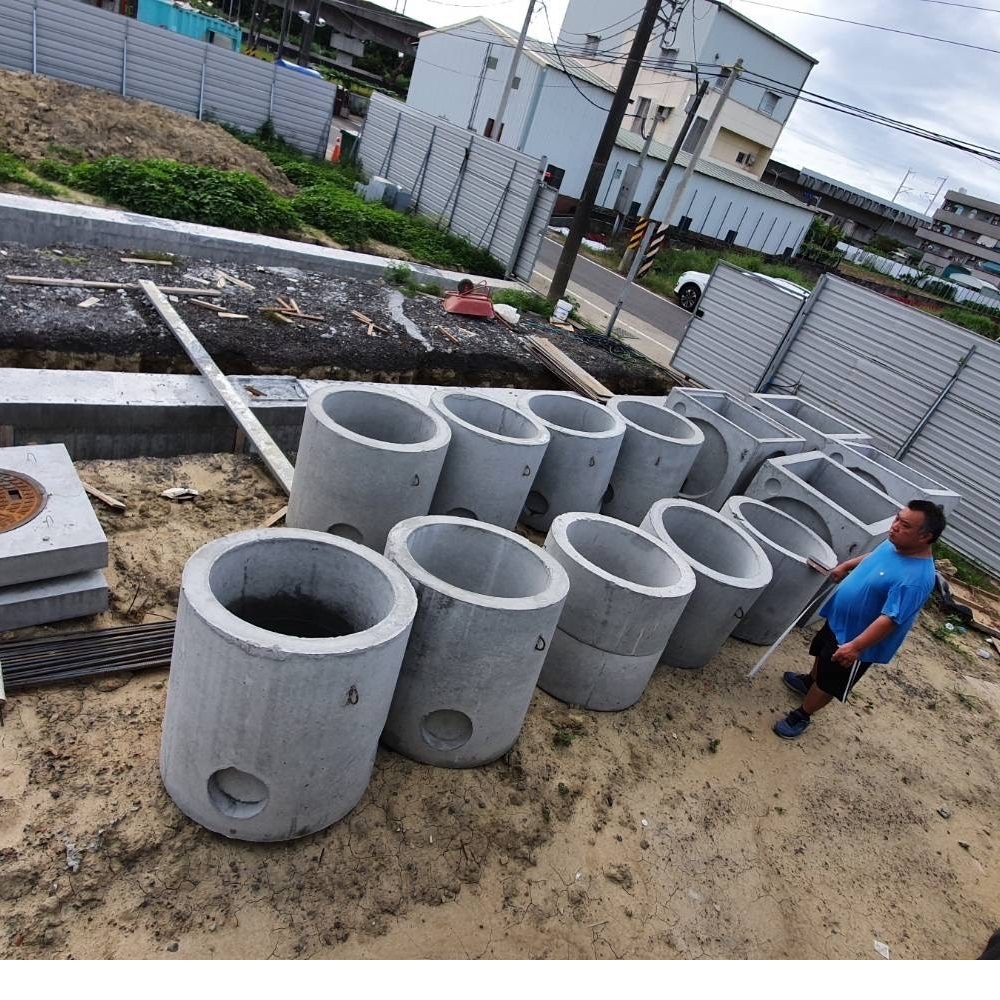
[{"x1": 443, "y1": 279, "x2": 496, "y2": 320}]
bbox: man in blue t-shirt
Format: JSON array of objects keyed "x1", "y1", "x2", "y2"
[{"x1": 774, "y1": 499, "x2": 946, "y2": 740}]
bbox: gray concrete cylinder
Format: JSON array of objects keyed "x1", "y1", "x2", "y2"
[
  {"x1": 383, "y1": 516, "x2": 569, "y2": 767},
  {"x1": 641, "y1": 499, "x2": 772, "y2": 669},
  {"x1": 429, "y1": 390, "x2": 550, "y2": 528},
  {"x1": 601, "y1": 396, "x2": 704, "y2": 525},
  {"x1": 721, "y1": 496, "x2": 838, "y2": 645},
  {"x1": 159, "y1": 528, "x2": 417, "y2": 842},
  {"x1": 538, "y1": 513, "x2": 696, "y2": 710},
  {"x1": 286, "y1": 386, "x2": 451, "y2": 552},
  {"x1": 516, "y1": 392, "x2": 626, "y2": 531}
]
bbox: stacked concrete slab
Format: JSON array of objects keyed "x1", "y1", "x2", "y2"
[
  {"x1": 664, "y1": 389, "x2": 805, "y2": 510},
  {"x1": 824, "y1": 441, "x2": 961, "y2": 515},
  {"x1": 0, "y1": 444, "x2": 108, "y2": 631},
  {"x1": 744, "y1": 452, "x2": 900, "y2": 560},
  {"x1": 746, "y1": 393, "x2": 872, "y2": 452}
]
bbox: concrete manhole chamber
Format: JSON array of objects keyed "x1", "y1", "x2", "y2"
[
  {"x1": 641, "y1": 499, "x2": 772, "y2": 669},
  {"x1": 538, "y1": 513, "x2": 696, "y2": 711},
  {"x1": 721, "y1": 496, "x2": 838, "y2": 645},
  {"x1": 429, "y1": 390, "x2": 550, "y2": 528},
  {"x1": 286, "y1": 385, "x2": 451, "y2": 551},
  {"x1": 160, "y1": 528, "x2": 417, "y2": 842},
  {"x1": 600, "y1": 396, "x2": 704, "y2": 525},
  {"x1": 516, "y1": 392, "x2": 626, "y2": 531},
  {"x1": 383, "y1": 516, "x2": 569, "y2": 767}
]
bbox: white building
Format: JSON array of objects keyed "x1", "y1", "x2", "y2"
[{"x1": 558, "y1": 0, "x2": 817, "y2": 181}]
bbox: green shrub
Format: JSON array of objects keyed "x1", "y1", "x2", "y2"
[
  {"x1": 69, "y1": 156, "x2": 300, "y2": 233},
  {"x1": 292, "y1": 182, "x2": 371, "y2": 244},
  {"x1": 492, "y1": 289, "x2": 553, "y2": 316},
  {"x1": 35, "y1": 159, "x2": 76, "y2": 184},
  {"x1": 0, "y1": 151, "x2": 59, "y2": 196},
  {"x1": 938, "y1": 307, "x2": 1000, "y2": 340}
]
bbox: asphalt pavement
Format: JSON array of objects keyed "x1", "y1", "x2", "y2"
[{"x1": 530, "y1": 237, "x2": 691, "y2": 370}]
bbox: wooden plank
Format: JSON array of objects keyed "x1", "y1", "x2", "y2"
[
  {"x1": 436, "y1": 325, "x2": 462, "y2": 346},
  {"x1": 82, "y1": 482, "x2": 126, "y2": 511},
  {"x1": 138, "y1": 281, "x2": 294, "y2": 495},
  {"x1": 217, "y1": 312, "x2": 250, "y2": 320},
  {"x1": 215, "y1": 269, "x2": 254, "y2": 291},
  {"x1": 526, "y1": 336, "x2": 612, "y2": 401},
  {"x1": 5, "y1": 276, "x2": 221, "y2": 296},
  {"x1": 190, "y1": 298, "x2": 230, "y2": 313},
  {"x1": 120, "y1": 257, "x2": 174, "y2": 266},
  {"x1": 260, "y1": 505, "x2": 288, "y2": 529}
]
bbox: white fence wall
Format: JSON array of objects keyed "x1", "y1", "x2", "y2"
[
  {"x1": 358, "y1": 93, "x2": 557, "y2": 280},
  {"x1": 671, "y1": 269, "x2": 1000, "y2": 575},
  {"x1": 0, "y1": 0, "x2": 337, "y2": 157}
]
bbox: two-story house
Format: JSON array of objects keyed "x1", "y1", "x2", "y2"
[{"x1": 916, "y1": 189, "x2": 1000, "y2": 281}]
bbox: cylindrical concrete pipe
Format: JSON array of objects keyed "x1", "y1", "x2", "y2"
[
  {"x1": 601, "y1": 396, "x2": 704, "y2": 525},
  {"x1": 383, "y1": 516, "x2": 569, "y2": 767},
  {"x1": 641, "y1": 499, "x2": 772, "y2": 669},
  {"x1": 160, "y1": 528, "x2": 417, "y2": 842},
  {"x1": 286, "y1": 385, "x2": 451, "y2": 552},
  {"x1": 538, "y1": 513, "x2": 696, "y2": 710},
  {"x1": 516, "y1": 392, "x2": 626, "y2": 531},
  {"x1": 721, "y1": 496, "x2": 838, "y2": 645},
  {"x1": 429, "y1": 389, "x2": 550, "y2": 528}
]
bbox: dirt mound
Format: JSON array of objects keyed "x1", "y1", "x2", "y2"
[{"x1": 0, "y1": 69, "x2": 296, "y2": 195}]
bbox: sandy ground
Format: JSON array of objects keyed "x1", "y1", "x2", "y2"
[{"x1": 1, "y1": 452, "x2": 998, "y2": 961}]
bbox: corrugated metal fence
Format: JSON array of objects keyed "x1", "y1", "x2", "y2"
[
  {"x1": 0, "y1": 0, "x2": 337, "y2": 156},
  {"x1": 672, "y1": 264, "x2": 1000, "y2": 575},
  {"x1": 357, "y1": 93, "x2": 557, "y2": 280}
]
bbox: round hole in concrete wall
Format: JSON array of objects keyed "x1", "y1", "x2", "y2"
[
  {"x1": 847, "y1": 466, "x2": 889, "y2": 495},
  {"x1": 680, "y1": 421, "x2": 728, "y2": 498},
  {"x1": 524, "y1": 490, "x2": 549, "y2": 515},
  {"x1": 672, "y1": 401, "x2": 688, "y2": 415},
  {"x1": 207, "y1": 767, "x2": 269, "y2": 819},
  {"x1": 446, "y1": 507, "x2": 478, "y2": 519},
  {"x1": 766, "y1": 497, "x2": 832, "y2": 545},
  {"x1": 762, "y1": 477, "x2": 783, "y2": 496},
  {"x1": 328, "y1": 523, "x2": 364, "y2": 544},
  {"x1": 420, "y1": 709, "x2": 473, "y2": 751},
  {"x1": 828, "y1": 450, "x2": 845, "y2": 464}
]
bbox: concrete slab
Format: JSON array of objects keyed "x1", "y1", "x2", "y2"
[
  {"x1": 0, "y1": 570, "x2": 108, "y2": 632},
  {"x1": 665, "y1": 388, "x2": 806, "y2": 510},
  {"x1": 744, "y1": 451, "x2": 900, "y2": 560},
  {"x1": 0, "y1": 444, "x2": 108, "y2": 587},
  {"x1": 824, "y1": 441, "x2": 961, "y2": 515},
  {"x1": 747, "y1": 393, "x2": 872, "y2": 451}
]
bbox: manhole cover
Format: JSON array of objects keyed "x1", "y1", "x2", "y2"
[{"x1": 0, "y1": 470, "x2": 47, "y2": 533}]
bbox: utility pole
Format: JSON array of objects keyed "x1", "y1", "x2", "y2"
[
  {"x1": 275, "y1": 0, "x2": 294, "y2": 61},
  {"x1": 297, "y1": 0, "x2": 323, "y2": 68},
  {"x1": 605, "y1": 62, "x2": 741, "y2": 336},
  {"x1": 619, "y1": 78, "x2": 709, "y2": 273},
  {"x1": 548, "y1": 0, "x2": 663, "y2": 304},
  {"x1": 892, "y1": 168, "x2": 914, "y2": 203},
  {"x1": 492, "y1": 0, "x2": 537, "y2": 141},
  {"x1": 926, "y1": 176, "x2": 948, "y2": 213}
]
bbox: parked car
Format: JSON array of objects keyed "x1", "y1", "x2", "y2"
[{"x1": 673, "y1": 269, "x2": 811, "y2": 311}]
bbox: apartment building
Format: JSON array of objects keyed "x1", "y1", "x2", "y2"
[
  {"x1": 556, "y1": 0, "x2": 816, "y2": 181},
  {"x1": 917, "y1": 189, "x2": 1000, "y2": 280}
]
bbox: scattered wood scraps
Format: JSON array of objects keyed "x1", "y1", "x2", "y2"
[
  {"x1": 82, "y1": 482, "x2": 126, "y2": 511},
  {"x1": 5, "y1": 275, "x2": 221, "y2": 296},
  {"x1": 435, "y1": 325, "x2": 462, "y2": 346},
  {"x1": 351, "y1": 309, "x2": 390, "y2": 337},
  {"x1": 525, "y1": 335, "x2": 613, "y2": 402},
  {"x1": 260, "y1": 505, "x2": 288, "y2": 529},
  {"x1": 77, "y1": 296, "x2": 100, "y2": 309},
  {"x1": 263, "y1": 297, "x2": 324, "y2": 324},
  {"x1": 216, "y1": 269, "x2": 255, "y2": 291},
  {"x1": 120, "y1": 257, "x2": 174, "y2": 266}
]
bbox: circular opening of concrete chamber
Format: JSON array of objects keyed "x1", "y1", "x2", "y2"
[
  {"x1": 654, "y1": 506, "x2": 763, "y2": 578},
  {"x1": 420, "y1": 709, "x2": 474, "y2": 750},
  {"x1": 526, "y1": 393, "x2": 618, "y2": 434},
  {"x1": 616, "y1": 400, "x2": 699, "y2": 441},
  {"x1": 729, "y1": 498, "x2": 831, "y2": 561},
  {"x1": 403, "y1": 521, "x2": 553, "y2": 598},
  {"x1": 207, "y1": 767, "x2": 269, "y2": 819},
  {"x1": 209, "y1": 536, "x2": 400, "y2": 638},
  {"x1": 766, "y1": 498, "x2": 833, "y2": 546},
  {"x1": 679, "y1": 421, "x2": 727, "y2": 498},
  {"x1": 321, "y1": 389, "x2": 442, "y2": 446},
  {"x1": 440, "y1": 393, "x2": 544, "y2": 441},
  {"x1": 564, "y1": 517, "x2": 685, "y2": 587}
]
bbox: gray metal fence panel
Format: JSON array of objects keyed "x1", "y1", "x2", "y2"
[
  {"x1": 0, "y1": 0, "x2": 336, "y2": 156},
  {"x1": 357, "y1": 92, "x2": 550, "y2": 279},
  {"x1": 512, "y1": 181, "x2": 558, "y2": 279},
  {"x1": 0, "y1": 0, "x2": 34, "y2": 72},
  {"x1": 670, "y1": 262, "x2": 808, "y2": 393}
]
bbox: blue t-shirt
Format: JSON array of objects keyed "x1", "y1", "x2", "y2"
[{"x1": 819, "y1": 539, "x2": 935, "y2": 663}]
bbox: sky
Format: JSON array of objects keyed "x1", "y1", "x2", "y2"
[{"x1": 376, "y1": 0, "x2": 1000, "y2": 214}]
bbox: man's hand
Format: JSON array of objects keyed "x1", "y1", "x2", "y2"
[
  {"x1": 832, "y1": 641, "x2": 864, "y2": 666},
  {"x1": 829, "y1": 562, "x2": 853, "y2": 583}
]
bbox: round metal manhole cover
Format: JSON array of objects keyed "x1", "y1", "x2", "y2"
[{"x1": 0, "y1": 470, "x2": 48, "y2": 533}]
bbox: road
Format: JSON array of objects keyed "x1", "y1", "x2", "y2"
[{"x1": 531, "y1": 237, "x2": 691, "y2": 370}]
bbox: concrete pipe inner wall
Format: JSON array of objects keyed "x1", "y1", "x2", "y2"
[
  {"x1": 538, "y1": 513, "x2": 696, "y2": 710},
  {"x1": 517, "y1": 392, "x2": 626, "y2": 531},
  {"x1": 383, "y1": 516, "x2": 569, "y2": 767},
  {"x1": 641, "y1": 499, "x2": 772, "y2": 669},
  {"x1": 601, "y1": 397, "x2": 704, "y2": 525},
  {"x1": 429, "y1": 390, "x2": 550, "y2": 529},
  {"x1": 160, "y1": 528, "x2": 417, "y2": 842},
  {"x1": 722, "y1": 496, "x2": 838, "y2": 645},
  {"x1": 286, "y1": 386, "x2": 451, "y2": 552}
]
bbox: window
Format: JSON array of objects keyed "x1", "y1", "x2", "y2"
[
  {"x1": 631, "y1": 96, "x2": 651, "y2": 134},
  {"x1": 736, "y1": 151, "x2": 757, "y2": 168},
  {"x1": 682, "y1": 116, "x2": 708, "y2": 153},
  {"x1": 486, "y1": 55, "x2": 499, "y2": 70},
  {"x1": 584, "y1": 34, "x2": 600, "y2": 55},
  {"x1": 758, "y1": 90, "x2": 779, "y2": 117},
  {"x1": 511, "y1": 77, "x2": 521, "y2": 90}
]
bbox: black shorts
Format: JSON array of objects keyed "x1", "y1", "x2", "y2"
[{"x1": 809, "y1": 623, "x2": 873, "y2": 703}]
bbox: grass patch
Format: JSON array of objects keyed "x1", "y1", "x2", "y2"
[
  {"x1": 383, "y1": 263, "x2": 442, "y2": 297},
  {"x1": 491, "y1": 289, "x2": 555, "y2": 317},
  {"x1": 937, "y1": 308, "x2": 1000, "y2": 341},
  {"x1": 0, "y1": 151, "x2": 60, "y2": 197},
  {"x1": 552, "y1": 729, "x2": 575, "y2": 748},
  {"x1": 934, "y1": 540, "x2": 999, "y2": 593}
]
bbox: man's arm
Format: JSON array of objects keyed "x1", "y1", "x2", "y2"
[
  {"x1": 831, "y1": 614, "x2": 897, "y2": 665},
  {"x1": 829, "y1": 553, "x2": 867, "y2": 583}
]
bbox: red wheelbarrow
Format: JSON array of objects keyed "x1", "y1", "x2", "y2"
[{"x1": 443, "y1": 279, "x2": 496, "y2": 320}]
